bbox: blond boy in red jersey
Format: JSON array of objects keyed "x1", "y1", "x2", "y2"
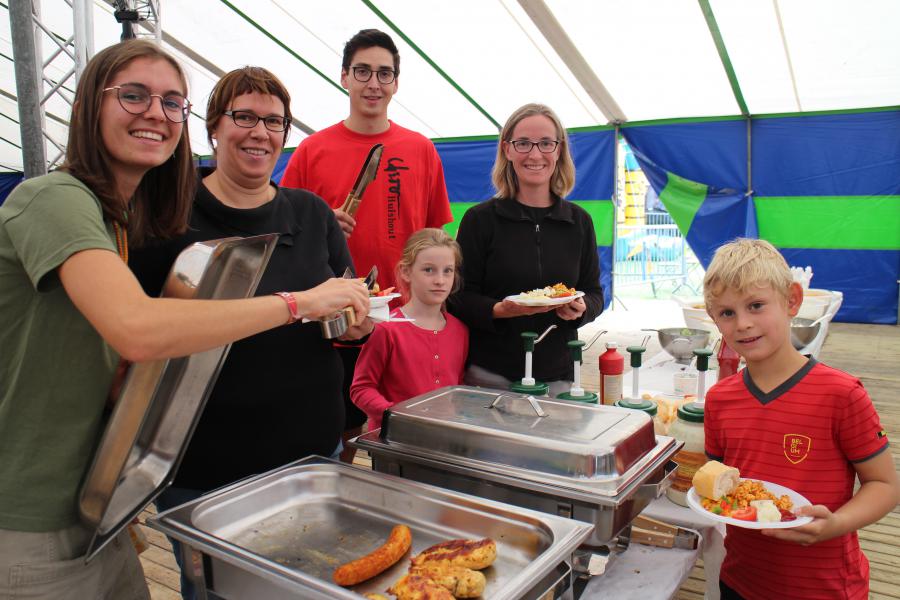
[{"x1": 702, "y1": 238, "x2": 898, "y2": 600}]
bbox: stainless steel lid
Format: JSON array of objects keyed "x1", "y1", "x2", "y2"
[
  {"x1": 379, "y1": 386, "x2": 667, "y2": 497},
  {"x1": 78, "y1": 234, "x2": 279, "y2": 561}
]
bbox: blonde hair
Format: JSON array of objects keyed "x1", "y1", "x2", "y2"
[
  {"x1": 395, "y1": 228, "x2": 463, "y2": 302},
  {"x1": 703, "y1": 238, "x2": 793, "y2": 309},
  {"x1": 491, "y1": 103, "x2": 575, "y2": 199}
]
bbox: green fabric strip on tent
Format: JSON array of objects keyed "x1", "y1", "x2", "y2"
[
  {"x1": 755, "y1": 196, "x2": 900, "y2": 250},
  {"x1": 658, "y1": 172, "x2": 708, "y2": 235},
  {"x1": 445, "y1": 200, "x2": 614, "y2": 246}
]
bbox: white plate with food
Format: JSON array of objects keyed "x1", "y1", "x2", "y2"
[
  {"x1": 687, "y1": 461, "x2": 813, "y2": 529},
  {"x1": 369, "y1": 293, "x2": 401, "y2": 308},
  {"x1": 505, "y1": 290, "x2": 584, "y2": 307}
]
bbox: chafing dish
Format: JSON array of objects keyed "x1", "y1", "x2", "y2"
[
  {"x1": 149, "y1": 456, "x2": 593, "y2": 600},
  {"x1": 353, "y1": 386, "x2": 681, "y2": 576},
  {"x1": 78, "y1": 234, "x2": 279, "y2": 561}
]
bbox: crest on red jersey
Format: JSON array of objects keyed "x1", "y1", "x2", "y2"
[{"x1": 783, "y1": 434, "x2": 812, "y2": 464}]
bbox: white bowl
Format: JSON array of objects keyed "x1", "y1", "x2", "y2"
[
  {"x1": 677, "y1": 297, "x2": 716, "y2": 332},
  {"x1": 797, "y1": 288, "x2": 833, "y2": 320}
]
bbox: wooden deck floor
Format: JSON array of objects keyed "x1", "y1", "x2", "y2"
[{"x1": 139, "y1": 321, "x2": 900, "y2": 599}]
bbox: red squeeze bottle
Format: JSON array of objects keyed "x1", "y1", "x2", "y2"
[
  {"x1": 717, "y1": 338, "x2": 741, "y2": 381},
  {"x1": 599, "y1": 342, "x2": 625, "y2": 405}
]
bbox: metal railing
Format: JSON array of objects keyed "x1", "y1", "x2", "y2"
[{"x1": 613, "y1": 212, "x2": 698, "y2": 296}]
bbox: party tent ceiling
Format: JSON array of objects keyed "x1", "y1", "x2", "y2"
[{"x1": 1, "y1": 0, "x2": 899, "y2": 168}]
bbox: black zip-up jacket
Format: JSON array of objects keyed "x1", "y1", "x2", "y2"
[{"x1": 448, "y1": 196, "x2": 604, "y2": 382}]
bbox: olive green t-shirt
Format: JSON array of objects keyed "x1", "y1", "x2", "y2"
[{"x1": 0, "y1": 171, "x2": 119, "y2": 531}]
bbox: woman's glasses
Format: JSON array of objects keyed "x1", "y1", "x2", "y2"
[
  {"x1": 103, "y1": 84, "x2": 190, "y2": 123},
  {"x1": 508, "y1": 139, "x2": 560, "y2": 154},
  {"x1": 223, "y1": 110, "x2": 289, "y2": 132}
]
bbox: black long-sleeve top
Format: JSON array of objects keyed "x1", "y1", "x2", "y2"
[
  {"x1": 129, "y1": 172, "x2": 354, "y2": 491},
  {"x1": 448, "y1": 196, "x2": 604, "y2": 382}
]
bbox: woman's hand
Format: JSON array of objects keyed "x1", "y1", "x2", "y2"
[
  {"x1": 295, "y1": 277, "x2": 369, "y2": 321},
  {"x1": 492, "y1": 298, "x2": 555, "y2": 319},
  {"x1": 556, "y1": 297, "x2": 586, "y2": 321},
  {"x1": 761, "y1": 505, "x2": 842, "y2": 545},
  {"x1": 333, "y1": 208, "x2": 357, "y2": 238},
  {"x1": 339, "y1": 317, "x2": 375, "y2": 341}
]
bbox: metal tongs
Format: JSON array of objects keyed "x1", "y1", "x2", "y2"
[
  {"x1": 314, "y1": 266, "x2": 377, "y2": 339},
  {"x1": 340, "y1": 144, "x2": 384, "y2": 217}
]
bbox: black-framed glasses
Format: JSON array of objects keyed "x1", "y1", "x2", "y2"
[
  {"x1": 223, "y1": 110, "x2": 289, "y2": 132},
  {"x1": 351, "y1": 65, "x2": 396, "y2": 85},
  {"x1": 508, "y1": 139, "x2": 560, "y2": 154},
  {"x1": 103, "y1": 84, "x2": 190, "y2": 123}
]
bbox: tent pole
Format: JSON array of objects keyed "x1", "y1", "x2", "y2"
[
  {"x1": 610, "y1": 125, "x2": 619, "y2": 310},
  {"x1": 9, "y1": 0, "x2": 46, "y2": 178}
]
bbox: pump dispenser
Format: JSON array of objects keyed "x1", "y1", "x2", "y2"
[
  {"x1": 557, "y1": 340, "x2": 599, "y2": 403},
  {"x1": 510, "y1": 326, "x2": 556, "y2": 396}
]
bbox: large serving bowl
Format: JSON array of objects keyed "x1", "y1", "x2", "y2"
[
  {"x1": 656, "y1": 327, "x2": 711, "y2": 363},
  {"x1": 791, "y1": 317, "x2": 822, "y2": 350},
  {"x1": 677, "y1": 297, "x2": 716, "y2": 332}
]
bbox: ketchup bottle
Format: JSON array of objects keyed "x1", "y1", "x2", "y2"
[
  {"x1": 599, "y1": 342, "x2": 624, "y2": 405},
  {"x1": 717, "y1": 338, "x2": 741, "y2": 381}
]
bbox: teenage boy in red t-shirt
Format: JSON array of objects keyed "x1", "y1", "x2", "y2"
[
  {"x1": 702, "y1": 238, "x2": 898, "y2": 600},
  {"x1": 281, "y1": 29, "x2": 452, "y2": 462}
]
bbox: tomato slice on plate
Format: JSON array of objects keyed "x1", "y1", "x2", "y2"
[{"x1": 732, "y1": 506, "x2": 757, "y2": 521}]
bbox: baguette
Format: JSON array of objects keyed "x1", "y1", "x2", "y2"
[{"x1": 692, "y1": 460, "x2": 740, "y2": 500}]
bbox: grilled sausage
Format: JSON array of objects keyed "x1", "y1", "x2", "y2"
[
  {"x1": 410, "y1": 564, "x2": 486, "y2": 598},
  {"x1": 410, "y1": 538, "x2": 497, "y2": 570},
  {"x1": 387, "y1": 574, "x2": 455, "y2": 600},
  {"x1": 333, "y1": 524, "x2": 412, "y2": 586}
]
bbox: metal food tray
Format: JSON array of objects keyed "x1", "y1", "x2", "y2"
[
  {"x1": 78, "y1": 234, "x2": 279, "y2": 561},
  {"x1": 149, "y1": 457, "x2": 594, "y2": 600},
  {"x1": 377, "y1": 386, "x2": 668, "y2": 497}
]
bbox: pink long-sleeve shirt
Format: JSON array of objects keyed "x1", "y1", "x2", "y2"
[{"x1": 351, "y1": 309, "x2": 468, "y2": 431}]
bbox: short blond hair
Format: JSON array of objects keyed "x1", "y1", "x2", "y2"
[
  {"x1": 704, "y1": 238, "x2": 793, "y2": 309},
  {"x1": 491, "y1": 103, "x2": 575, "y2": 199}
]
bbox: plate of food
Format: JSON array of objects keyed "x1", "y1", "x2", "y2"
[
  {"x1": 368, "y1": 282, "x2": 399, "y2": 308},
  {"x1": 505, "y1": 283, "x2": 584, "y2": 307},
  {"x1": 686, "y1": 461, "x2": 813, "y2": 529}
]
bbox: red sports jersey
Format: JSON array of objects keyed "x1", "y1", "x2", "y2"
[
  {"x1": 281, "y1": 121, "x2": 452, "y2": 293},
  {"x1": 705, "y1": 359, "x2": 888, "y2": 600}
]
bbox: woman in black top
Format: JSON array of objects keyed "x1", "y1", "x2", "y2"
[
  {"x1": 129, "y1": 67, "x2": 373, "y2": 600},
  {"x1": 449, "y1": 103, "x2": 603, "y2": 394}
]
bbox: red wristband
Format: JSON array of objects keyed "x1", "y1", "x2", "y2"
[{"x1": 273, "y1": 292, "x2": 301, "y2": 324}]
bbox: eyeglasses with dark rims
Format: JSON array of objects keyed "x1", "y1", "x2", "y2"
[
  {"x1": 223, "y1": 110, "x2": 289, "y2": 132},
  {"x1": 508, "y1": 139, "x2": 560, "y2": 154},
  {"x1": 350, "y1": 65, "x2": 396, "y2": 85},
  {"x1": 102, "y1": 84, "x2": 191, "y2": 123}
]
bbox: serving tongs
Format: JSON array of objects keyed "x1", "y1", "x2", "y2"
[
  {"x1": 629, "y1": 515, "x2": 699, "y2": 550},
  {"x1": 340, "y1": 144, "x2": 384, "y2": 217},
  {"x1": 313, "y1": 266, "x2": 378, "y2": 339}
]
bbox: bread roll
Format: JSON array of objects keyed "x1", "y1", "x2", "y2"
[{"x1": 692, "y1": 460, "x2": 739, "y2": 500}]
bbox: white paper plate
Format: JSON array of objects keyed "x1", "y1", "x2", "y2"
[
  {"x1": 505, "y1": 290, "x2": 585, "y2": 307},
  {"x1": 687, "y1": 479, "x2": 813, "y2": 529},
  {"x1": 369, "y1": 293, "x2": 401, "y2": 308}
]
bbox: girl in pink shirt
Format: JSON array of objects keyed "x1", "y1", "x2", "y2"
[{"x1": 351, "y1": 228, "x2": 469, "y2": 431}]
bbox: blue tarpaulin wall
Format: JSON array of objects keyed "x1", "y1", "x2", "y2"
[{"x1": 623, "y1": 109, "x2": 900, "y2": 324}]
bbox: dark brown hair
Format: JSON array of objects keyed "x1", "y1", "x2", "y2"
[
  {"x1": 205, "y1": 66, "x2": 292, "y2": 150},
  {"x1": 62, "y1": 39, "x2": 195, "y2": 247},
  {"x1": 342, "y1": 29, "x2": 400, "y2": 75}
]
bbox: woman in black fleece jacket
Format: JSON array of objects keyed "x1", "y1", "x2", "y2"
[{"x1": 449, "y1": 104, "x2": 604, "y2": 393}]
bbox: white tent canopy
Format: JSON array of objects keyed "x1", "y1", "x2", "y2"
[{"x1": 2, "y1": 0, "x2": 899, "y2": 170}]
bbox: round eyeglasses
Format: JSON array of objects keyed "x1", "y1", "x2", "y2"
[
  {"x1": 508, "y1": 139, "x2": 560, "y2": 154},
  {"x1": 103, "y1": 84, "x2": 190, "y2": 123},
  {"x1": 223, "y1": 110, "x2": 289, "y2": 132},
  {"x1": 351, "y1": 65, "x2": 396, "y2": 85}
]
